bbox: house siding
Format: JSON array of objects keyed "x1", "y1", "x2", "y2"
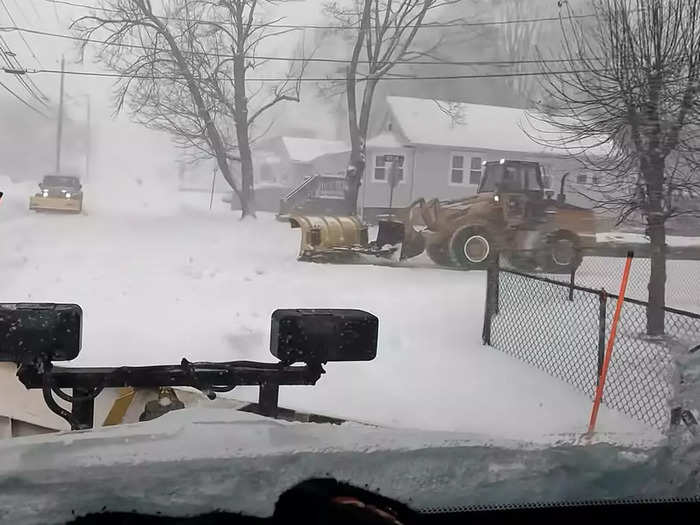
[
  {"x1": 360, "y1": 147, "x2": 415, "y2": 209},
  {"x1": 370, "y1": 144, "x2": 584, "y2": 206},
  {"x1": 411, "y1": 147, "x2": 486, "y2": 203},
  {"x1": 305, "y1": 130, "x2": 605, "y2": 223}
]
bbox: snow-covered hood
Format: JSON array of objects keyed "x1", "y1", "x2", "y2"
[{"x1": 0, "y1": 406, "x2": 695, "y2": 525}]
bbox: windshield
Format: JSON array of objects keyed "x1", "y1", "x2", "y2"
[
  {"x1": 1, "y1": 0, "x2": 699, "y2": 521},
  {"x1": 479, "y1": 163, "x2": 543, "y2": 193},
  {"x1": 42, "y1": 176, "x2": 80, "y2": 187}
]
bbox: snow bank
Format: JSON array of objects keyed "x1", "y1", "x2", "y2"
[{"x1": 0, "y1": 407, "x2": 681, "y2": 524}]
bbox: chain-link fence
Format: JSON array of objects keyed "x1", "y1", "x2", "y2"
[
  {"x1": 537, "y1": 252, "x2": 700, "y2": 314},
  {"x1": 483, "y1": 260, "x2": 700, "y2": 430}
]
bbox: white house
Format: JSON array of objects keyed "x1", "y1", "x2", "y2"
[
  {"x1": 251, "y1": 136, "x2": 348, "y2": 187},
  {"x1": 311, "y1": 96, "x2": 599, "y2": 223}
]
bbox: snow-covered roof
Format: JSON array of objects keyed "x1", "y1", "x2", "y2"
[
  {"x1": 386, "y1": 96, "x2": 591, "y2": 156},
  {"x1": 366, "y1": 132, "x2": 405, "y2": 149},
  {"x1": 281, "y1": 137, "x2": 348, "y2": 163}
]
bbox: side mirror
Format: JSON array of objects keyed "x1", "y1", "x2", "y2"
[
  {"x1": 270, "y1": 309, "x2": 378, "y2": 364},
  {"x1": 0, "y1": 303, "x2": 82, "y2": 363}
]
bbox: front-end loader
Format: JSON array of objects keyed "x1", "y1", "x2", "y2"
[{"x1": 289, "y1": 159, "x2": 596, "y2": 272}]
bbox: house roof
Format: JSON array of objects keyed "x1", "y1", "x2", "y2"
[
  {"x1": 281, "y1": 137, "x2": 348, "y2": 163},
  {"x1": 366, "y1": 132, "x2": 404, "y2": 149},
  {"x1": 386, "y1": 96, "x2": 596, "y2": 156}
]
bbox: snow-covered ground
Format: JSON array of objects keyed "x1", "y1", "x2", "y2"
[
  {"x1": 598, "y1": 231, "x2": 700, "y2": 247},
  {"x1": 0, "y1": 176, "x2": 656, "y2": 443},
  {"x1": 557, "y1": 256, "x2": 700, "y2": 312}
]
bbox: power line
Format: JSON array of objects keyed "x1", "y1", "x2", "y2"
[
  {"x1": 25, "y1": 66, "x2": 601, "y2": 82},
  {"x1": 0, "y1": 25, "x2": 591, "y2": 68},
  {"x1": 44, "y1": 0, "x2": 594, "y2": 30},
  {"x1": 0, "y1": 34, "x2": 49, "y2": 105},
  {"x1": 0, "y1": 0, "x2": 41, "y2": 65},
  {"x1": 0, "y1": 77, "x2": 48, "y2": 116},
  {"x1": 0, "y1": 2, "x2": 50, "y2": 103}
]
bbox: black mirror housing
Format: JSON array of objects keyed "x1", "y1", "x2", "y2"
[
  {"x1": 0, "y1": 303, "x2": 82, "y2": 363},
  {"x1": 270, "y1": 309, "x2": 378, "y2": 364}
]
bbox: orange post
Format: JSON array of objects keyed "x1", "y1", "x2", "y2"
[{"x1": 587, "y1": 251, "x2": 634, "y2": 436}]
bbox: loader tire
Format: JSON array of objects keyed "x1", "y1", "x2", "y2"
[
  {"x1": 426, "y1": 243, "x2": 452, "y2": 267},
  {"x1": 449, "y1": 227, "x2": 497, "y2": 270},
  {"x1": 538, "y1": 230, "x2": 582, "y2": 274}
]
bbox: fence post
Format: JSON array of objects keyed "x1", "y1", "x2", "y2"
[
  {"x1": 494, "y1": 252, "x2": 500, "y2": 315},
  {"x1": 482, "y1": 252, "x2": 500, "y2": 345},
  {"x1": 568, "y1": 262, "x2": 577, "y2": 301},
  {"x1": 597, "y1": 289, "x2": 607, "y2": 385}
]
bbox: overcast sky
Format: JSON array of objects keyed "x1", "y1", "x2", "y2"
[{"x1": 0, "y1": 0, "x2": 330, "y2": 180}]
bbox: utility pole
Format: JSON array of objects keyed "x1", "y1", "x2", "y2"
[
  {"x1": 85, "y1": 95, "x2": 91, "y2": 182},
  {"x1": 55, "y1": 55, "x2": 65, "y2": 174}
]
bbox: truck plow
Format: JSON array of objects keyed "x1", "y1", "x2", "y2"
[{"x1": 289, "y1": 208, "x2": 430, "y2": 262}]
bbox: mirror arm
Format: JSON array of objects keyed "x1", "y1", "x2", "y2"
[
  {"x1": 41, "y1": 371, "x2": 85, "y2": 430},
  {"x1": 18, "y1": 357, "x2": 327, "y2": 430}
]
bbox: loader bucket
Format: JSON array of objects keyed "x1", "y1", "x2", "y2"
[
  {"x1": 376, "y1": 217, "x2": 425, "y2": 260},
  {"x1": 400, "y1": 223, "x2": 426, "y2": 259},
  {"x1": 290, "y1": 215, "x2": 368, "y2": 259},
  {"x1": 375, "y1": 219, "x2": 404, "y2": 247}
]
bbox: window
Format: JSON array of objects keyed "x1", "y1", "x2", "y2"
[
  {"x1": 592, "y1": 175, "x2": 601, "y2": 185},
  {"x1": 450, "y1": 155, "x2": 464, "y2": 184},
  {"x1": 450, "y1": 155, "x2": 482, "y2": 185},
  {"x1": 469, "y1": 157, "x2": 482, "y2": 184},
  {"x1": 576, "y1": 173, "x2": 588, "y2": 184},
  {"x1": 374, "y1": 155, "x2": 404, "y2": 182}
]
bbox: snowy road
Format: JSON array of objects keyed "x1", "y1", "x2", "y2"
[{"x1": 0, "y1": 178, "x2": 653, "y2": 442}]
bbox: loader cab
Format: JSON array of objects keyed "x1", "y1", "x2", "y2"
[
  {"x1": 478, "y1": 160, "x2": 546, "y2": 228},
  {"x1": 478, "y1": 160, "x2": 544, "y2": 197}
]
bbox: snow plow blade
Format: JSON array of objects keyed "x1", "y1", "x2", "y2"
[
  {"x1": 290, "y1": 215, "x2": 402, "y2": 260},
  {"x1": 290, "y1": 215, "x2": 369, "y2": 259},
  {"x1": 29, "y1": 196, "x2": 82, "y2": 213}
]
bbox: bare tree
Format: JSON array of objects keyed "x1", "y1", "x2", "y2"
[
  {"x1": 530, "y1": 0, "x2": 700, "y2": 334},
  {"x1": 496, "y1": 0, "x2": 544, "y2": 105},
  {"x1": 325, "y1": 0, "x2": 457, "y2": 214},
  {"x1": 73, "y1": 0, "x2": 306, "y2": 217}
]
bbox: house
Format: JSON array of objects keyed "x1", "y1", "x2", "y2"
[
  {"x1": 177, "y1": 137, "x2": 348, "y2": 211},
  {"x1": 310, "y1": 96, "x2": 599, "y2": 223},
  {"x1": 251, "y1": 136, "x2": 348, "y2": 188}
]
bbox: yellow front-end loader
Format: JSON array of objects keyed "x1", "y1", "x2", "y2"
[{"x1": 289, "y1": 160, "x2": 596, "y2": 273}]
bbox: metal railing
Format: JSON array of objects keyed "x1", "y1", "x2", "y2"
[
  {"x1": 283, "y1": 175, "x2": 320, "y2": 204},
  {"x1": 280, "y1": 175, "x2": 347, "y2": 215},
  {"x1": 483, "y1": 257, "x2": 700, "y2": 430}
]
